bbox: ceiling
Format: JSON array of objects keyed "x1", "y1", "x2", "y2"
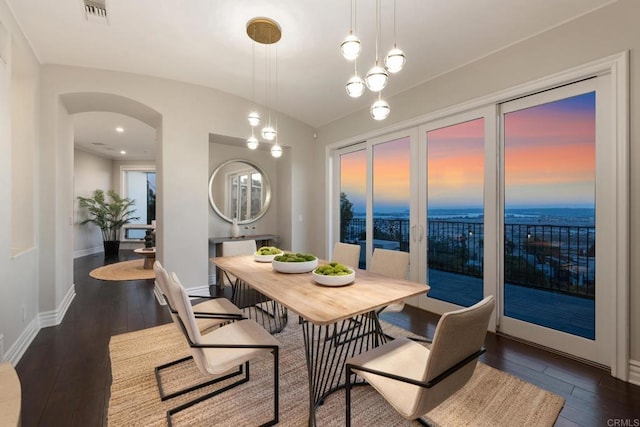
[{"x1": 7, "y1": 0, "x2": 615, "y2": 160}]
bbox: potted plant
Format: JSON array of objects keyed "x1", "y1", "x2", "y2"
[{"x1": 78, "y1": 189, "x2": 140, "y2": 257}]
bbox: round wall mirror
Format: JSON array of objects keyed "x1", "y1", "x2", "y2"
[{"x1": 208, "y1": 159, "x2": 271, "y2": 224}]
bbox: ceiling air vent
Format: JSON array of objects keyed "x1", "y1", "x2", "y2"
[{"x1": 83, "y1": 0, "x2": 108, "y2": 24}]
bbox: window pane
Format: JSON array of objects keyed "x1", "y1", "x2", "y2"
[
  {"x1": 340, "y1": 149, "x2": 366, "y2": 269},
  {"x1": 372, "y1": 137, "x2": 410, "y2": 254},
  {"x1": 504, "y1": 92, "x2": 596, "y2": 339},
  {"x1": 426, "y1": 119, "x2": 485, "y2": 307}
]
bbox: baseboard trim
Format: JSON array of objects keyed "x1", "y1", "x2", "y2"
[
  {"x1": 73, "y1": 246, "x2": 103, "y2": 259},
  {"x1": 39, "y1": 285, "x2": 76, "y2": 328},
  {"x1": 4, "y1": 285, "x2": 76, "y2": 366},
  {"x1": 629, "y1": 359, "x2": 640, "y2": 386},
  {"x1": 186, "y1": 286, "x2": 211, "y2": 298},
  {"x1": 4, "y1": 317, "x2": 39, "y2": 366},
  {"x1": 153, "y1": 281, "x2": 166, "y2": 305}
]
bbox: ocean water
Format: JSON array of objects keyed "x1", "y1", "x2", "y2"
[{"x1": 354, "y1": 207, "x2": 595, "y2": 227}]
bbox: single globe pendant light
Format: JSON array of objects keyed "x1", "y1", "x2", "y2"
[
  {"x1": 271, "y1": 143, "x2": 283, "y2": 158},
  {"x1": 341, "y1": 33, "x2": 361, "y2": 61},
  {"x1": 385, "y1": 45, "x2": 406, "y2": 73},
  {"x1": 346, "y1": 74, "x2": 365, "y2": 98},
  {"x1": 341, "y1": 0, "x2": 360, "y2": 60},
  {"x1": 365, "y1": 64, "x2": 388, "y2": 92},
  {"x1": 247, "y1": 134, "x2": 259, "y2": 150},
  {"x1": 261, "y1": 125, "x2": 276, "y2": 141},
  {"x1": 384, "y1": 1, "x2": 406, "y2": 73},
  {"x1": 248, "y1": 111, "x2": 261, "y2": 127},
  {"x1": 370, "y1": 95, "x2": 390, "y2": 121}
]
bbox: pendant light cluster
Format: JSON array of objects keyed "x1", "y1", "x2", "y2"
[
  {"x1": 341, "y1": 0, "x2": 406, "y2": 121},
  {"x1": 246, "y1": 17, "x2": 283, "y2": 158}
]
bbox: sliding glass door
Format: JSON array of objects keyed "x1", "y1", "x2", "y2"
[
  {"x1": 499, "y1": 78, "x2": 612, "y2": 365},
  {"x1": 331, "y1": 59, "x2": 625, "y2": 370},
  {"x1": 335, "y1": 130, "x2": 418, "y2": 276}
]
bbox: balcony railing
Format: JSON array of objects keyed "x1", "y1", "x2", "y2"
[{"x1": 342, "y1": 218, "x2": 595, "y2": 299}]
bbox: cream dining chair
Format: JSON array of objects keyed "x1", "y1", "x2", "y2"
[
  {"x1": 220, "y1": 239, "x2": 257, "y2": 289},
  {"x1": 332, "y1": 242, "x2": 361, "y2": 268},
  {"x1": 370, "y1": 248, "x2": 410, "y2": 313},
  {"x1": 162, "y1": 271, "x2": 280, "y2": 426},
  {"x1": 153, "y1": 261, "x2": 246, "y2": 403},
  {"x1": 221, "y1": 239, "x2": 287, "y2": 333},
  {"x1": 345, "y1": 296, "x2": 495, "y2": 426},
  {"x1": 153, "y1": 261, "x2": 243, "y2": 335}
]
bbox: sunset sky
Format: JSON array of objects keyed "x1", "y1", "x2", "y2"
[
  {"x1": 504, "y1": 91, "x2": 595, "y2": 208},
  {"x1": 340, "y1": 91, "x2": 596, "y2": 214}
]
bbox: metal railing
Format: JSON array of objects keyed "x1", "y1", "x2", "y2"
[{"x1": 342, "y1": 218, "x2": 595, "y2": 298}]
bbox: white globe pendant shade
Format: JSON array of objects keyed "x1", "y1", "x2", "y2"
[
  {"x1": 340, "y1": 33, "x2": 361, "y2": 61},
  {"x1": 384, "y1": 47, "x2": 406, "y2": 73},
  {"x1": 346, "y1": 75, "x2": 365, "y2": 98},
  {"x1": 248, "y1": 111, "x2": 261, "y2": 127},
  {"x1": 271, "y1": 144, "x2": 283, "y2": 158},
  {"x1": 370, "y1": 99, "x2": 390, "y2": 121},
  {"x1": 261, "y1": 126, "x2": 276, "y2": 141},
  {"x1": 365, "y1": 65, "x2": 389, "y2": 92},
  {"x1": 247, "y1": 135, "x2": 259, "y2": 150}
]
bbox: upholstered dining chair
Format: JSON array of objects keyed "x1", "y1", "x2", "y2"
[
  {"x1": 345, "y1": 295, "x2": 495, "y2": 426},
  {"x1": 153, "y1": 261, "x2": 243, "y2": 334},
  {"x1": 332, "y1": 242, "x2": 361, "y2": 269},
  {"x1": 370, "y1": 248, "x2": 410, "y2": 314},
  {"x1": 161, "y1": 271, "x2": 280, "y2": 427},
  {"x1": 220, "y1": 239, "x2": 258, "y2": 289},
  {"x1": 221, "y1": 239, "x2": 287, "y2": 333}
]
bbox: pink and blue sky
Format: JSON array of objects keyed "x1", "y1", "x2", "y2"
[{"x1": 341, "y1": 91, "x2": 595, "y2": 213}]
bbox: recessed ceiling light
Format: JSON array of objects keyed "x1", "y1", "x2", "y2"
[
  {"x1": 115, "y1": 126, "x2": 124, "y2": 133},
  {"x1": 120, "y1": 150, "x2": 126, "y2": 155}
]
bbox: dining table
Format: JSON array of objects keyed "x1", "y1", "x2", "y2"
[{"x1": 211, "y1": 254, "x2": 429, "y2": 426}]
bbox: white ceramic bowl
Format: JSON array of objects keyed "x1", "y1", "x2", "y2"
[
  {"x1": 254, "y1": 251, "x2": 283, "y2": 262},
  {"x1": 311, "y1": 270, "x2": 356, "y2": 286},
  {"x1": 312, "y1": 269, "x2": 356, "y2": 286},
  {"x1": 272, "y1": 258, "x2": 318, "y2": 273}
]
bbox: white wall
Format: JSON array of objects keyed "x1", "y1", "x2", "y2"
[
  {"x1": 0, "y1": 0, "x2": 40, "y2": 364},
  {"x1": 73, "y1": 149, "x2": 113, "y2": 257},
  {"x1": 316, "y1": 0, "x2": 640, "y2": 364}
]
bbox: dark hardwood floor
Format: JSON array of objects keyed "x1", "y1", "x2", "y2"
[{"x1": 15, "y1": 251, "x2": 640, "y2": 426}]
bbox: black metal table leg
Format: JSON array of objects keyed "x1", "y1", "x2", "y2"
[{"x1": 302, "y1": 312, "x2": 388, "y2": 426}]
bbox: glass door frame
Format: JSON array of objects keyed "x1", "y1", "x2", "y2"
[{"x1": 416, "y1": 106, "x2": 498, "y2": 327}]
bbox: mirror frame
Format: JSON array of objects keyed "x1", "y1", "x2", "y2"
[{"x1": 208, "y1": 159, "x2": 272, "y2": 224}]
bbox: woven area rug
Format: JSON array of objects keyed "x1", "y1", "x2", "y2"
[
  {"x1": 90, "y1": 259, "x2": 155, "y2": 281},
  {"x1": 108, "y1": 316, "x2": 564, "y2": 426}
]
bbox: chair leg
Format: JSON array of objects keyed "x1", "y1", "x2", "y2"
[
  {"x1": 166, "y1": 361, "x2": 251, "y2": 427},
  {"x1": 345, "y1": 365, "x2": 353, "y2": 427},
  {"x1": 261, "y1": 347, "x2": 279, "y2": 427}
]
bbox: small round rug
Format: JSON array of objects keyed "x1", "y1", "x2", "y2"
[{"x1": 89, "y1": 259, "x2": 155, "y2": 281}]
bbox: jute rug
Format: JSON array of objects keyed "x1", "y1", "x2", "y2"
[
  {"x1": 108, "y1": 316, "x2": 564, "y2": 426},
  {"x1": 90, "y1": 259, "x2": 155, "y2": 281}
]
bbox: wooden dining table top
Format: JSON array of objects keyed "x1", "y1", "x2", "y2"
[{"x1": 212, "y1": 255, "x2": 429, "y2": 326}]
